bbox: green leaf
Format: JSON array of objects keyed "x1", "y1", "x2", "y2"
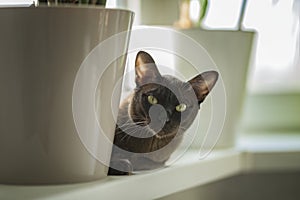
[{"x1": 200, "y1": 0, "x2": 208, "y2": 20}]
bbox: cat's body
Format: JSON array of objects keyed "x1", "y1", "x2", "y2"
[{"x1": 108, "y1": 51, "x2": 218, "y2": 175}]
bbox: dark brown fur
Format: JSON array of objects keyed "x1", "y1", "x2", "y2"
[{"x1": 108, "y1": 51, "x2": 218, "y2": 175}]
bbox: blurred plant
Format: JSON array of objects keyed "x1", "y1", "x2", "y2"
[
  {"x1": 194, "y1": 0, "x2": 208, "y2": 27},
  {"x1": 199, "y1": 0, "x2": 208, "y2": 22},
  {"x1": 175, "y1": 0, "x2": 208, "y2": 28}
]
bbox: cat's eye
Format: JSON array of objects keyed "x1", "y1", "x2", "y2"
[
  {"x1": 147, "y1": 95, "x2": 158, "y2": 105},
  {"x1": 176, "y1": 103, "x2": 187, "y2": 112}
]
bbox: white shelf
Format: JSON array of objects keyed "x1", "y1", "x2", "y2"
[{"x1": 1, "y1": 134, "x2": 300, "y2": 200}]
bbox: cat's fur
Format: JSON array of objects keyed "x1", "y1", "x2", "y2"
[{"x1": 108, "y1": 51, "x2": 218, "y2": 175}]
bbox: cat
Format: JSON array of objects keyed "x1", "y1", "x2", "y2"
[{"x1": 108, "y1": 51, "x2": 218, "y2": 175}]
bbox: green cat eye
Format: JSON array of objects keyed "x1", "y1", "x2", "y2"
[
  {"x1": 148, "y1": 95, "x2": 158, "y2": 105},
  {"x1": 176, "y1": 103, "x2": 187, "y2": 112}
]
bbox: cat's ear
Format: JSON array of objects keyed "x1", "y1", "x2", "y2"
[
  {"x1": 135, "y1": 51, "x2": 162, "y2": 87},
  {"x1": 188, "y1": 71, "x2": 218, "y2": 104}
]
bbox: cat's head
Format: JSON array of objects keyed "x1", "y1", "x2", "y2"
[{"x1": 130, "y1": 51, "x2": 218, "y2": 135}]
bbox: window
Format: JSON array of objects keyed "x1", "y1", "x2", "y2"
[
  {"x1": 203, "y1": 0, "x2": 300, "y2": 92},
  {"x1": 243, "y1": 0, "x2": 300, "y2": 92}
]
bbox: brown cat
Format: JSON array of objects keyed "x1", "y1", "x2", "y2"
[{"x1": 108, "y1": 51, "x2": 218, "y2": 175}]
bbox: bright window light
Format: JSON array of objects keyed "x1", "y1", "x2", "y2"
[
  {"x1": 106, "y1": 0, "x2": 117, "y2": 8},
  {"x1": 190, "y1": 0, "x2": 200, "y2": 23},
  {"x1": 203, "y1": 0, "x2": 244, "y2": 29},
  {"x1": 202, "y1": 0, "x2": 299, "y2": 91},
  {"x1": 243, "y1": 0, "x2": 300, "y2": 91}
]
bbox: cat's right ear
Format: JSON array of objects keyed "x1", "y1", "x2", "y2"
[
  {"x1": 188, "y1": 71, "x2": 218, "y2": 105},
  {"x1": 135, "y1": 51, "x2": 162, "y2": 87}
]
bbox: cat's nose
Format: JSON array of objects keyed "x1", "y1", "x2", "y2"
[{"x1": 149, "y1": 105, "x2": 167, "y2": 132}]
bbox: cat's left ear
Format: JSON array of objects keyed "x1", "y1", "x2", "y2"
[
  {"x1": 135, "y1": 51, "x2": 162, "y2": 87},
  {"x1": 188, "y1": 71, "x2": 218, "y2": 104}
]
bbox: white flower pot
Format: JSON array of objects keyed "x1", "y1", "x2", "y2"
[{"x1": 0, "y1": 6, "x2": 133, "y2": 184}]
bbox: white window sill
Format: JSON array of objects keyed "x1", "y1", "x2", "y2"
[{"x1": 1, "y1": 134, "x2": 300, "y2": 200}]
